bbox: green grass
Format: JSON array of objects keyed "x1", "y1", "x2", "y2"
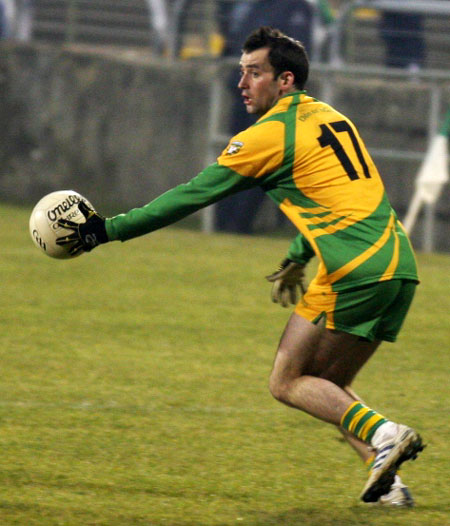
[{"x1": 0, "y1": 203, "x2": 449, "y2": 526}]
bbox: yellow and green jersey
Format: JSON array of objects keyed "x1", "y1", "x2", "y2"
[{"x1": 106, "y1": 91, "x2": 418, "y2": 291}]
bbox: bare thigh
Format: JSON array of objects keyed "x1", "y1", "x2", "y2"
[{"x1": 272, "y1": 313, "x2": 381, "y2": 388}]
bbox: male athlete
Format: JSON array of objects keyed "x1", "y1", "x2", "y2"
[{"x1": 56, "y1": 27, "x2": 424, "y2": 506}]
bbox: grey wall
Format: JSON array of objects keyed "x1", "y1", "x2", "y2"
[
  {"x1": 0, "y1": 42, "x2": 448, "y2": 251},
  {"x1": 0, "y1": 43, "x2": 212, "y2": 214}
]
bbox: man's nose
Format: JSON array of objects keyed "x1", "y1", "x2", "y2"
[{"x1": 238, "y1": 74, "x2": 247, "y2": 89}]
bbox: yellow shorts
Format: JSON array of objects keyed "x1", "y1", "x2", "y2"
[{"x1": 295, "y1": 279, "x2": 417, "y2": 342}]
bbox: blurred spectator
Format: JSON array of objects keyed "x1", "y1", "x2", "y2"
[
  {"x1": 145, "y1": 0, "x2": 169, "y2": 54},
  {"x1": 379, "y1": 10, "x2": 426, "y2": 70},
  {"x1": 0, "y1": 0, "x2": 33, "y2": 41},
  {"x1": 215, "y1": 0, "x2": 335, "y2": 234},
  {"x1": 0, "y1": 0, "x2": 13, "y2": 38}
]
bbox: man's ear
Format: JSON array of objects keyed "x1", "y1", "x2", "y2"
[{"x1": 279, "y1": 71, "x2": 295, "y2": 89}]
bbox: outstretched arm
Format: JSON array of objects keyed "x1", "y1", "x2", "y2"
[
  {"x1": 106, "y1": 163, "x2": 257, "y2": 242},
  {"x1": 56, "y1": 163, "x2": 259, "y2": 252}
]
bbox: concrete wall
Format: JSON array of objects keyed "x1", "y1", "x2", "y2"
[
  {"x1": 0, "y1": 42, "x2": 448, "y2": 251},
  {"x1": 0, "y1": 43, "x2": 212, "y2": 214}
]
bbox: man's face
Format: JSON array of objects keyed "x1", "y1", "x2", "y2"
[{"x1": 238, "y1": 47, "x2": 284, "y2": 116}]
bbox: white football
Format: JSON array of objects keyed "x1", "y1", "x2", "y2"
[{"x1": 29, "y1": 190, "x2": 93, "y2": 259}]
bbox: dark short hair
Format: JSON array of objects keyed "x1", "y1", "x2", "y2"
[{"x1": 243, "y1": 26, "x2": 309, "y2": 89}]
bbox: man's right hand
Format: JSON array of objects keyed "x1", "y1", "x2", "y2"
[{"x1": 56, "y1": 201, "x2": 108, "y2": 256}]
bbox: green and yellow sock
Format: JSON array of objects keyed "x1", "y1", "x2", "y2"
[
  {"x1": 340, "y1": 401, "x2": 388, "y2": 444},
  {"x1": 365, "y1": 454, "x2": 375, "y2": 472}
]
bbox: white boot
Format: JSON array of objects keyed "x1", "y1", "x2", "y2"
[{"x1": 360, "y1": 423, "x2": 424, "y2": 503}]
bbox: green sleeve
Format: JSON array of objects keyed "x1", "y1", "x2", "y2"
[
  {"x1": 287, "y1": 233, "x2": 316, "y2": 265},
  {"x1": 105, "y1": 163, "x2": 257, "y2": 242}
]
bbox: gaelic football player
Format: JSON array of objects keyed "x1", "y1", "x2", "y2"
[{"x1": 57, "y1": 27, "x2": 424, "y2": 506}]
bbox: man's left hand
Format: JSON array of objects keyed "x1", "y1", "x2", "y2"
[{"x1": 266, "y1": 258, "x2": 306, "y2": 307}]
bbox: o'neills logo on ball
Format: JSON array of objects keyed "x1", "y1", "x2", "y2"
[
  {"x1": 51, "y1": 207, "x2": 81, "y2": 230},
  {"x1": 47, "y1": 195, "x2": 81, "y2": 221}
]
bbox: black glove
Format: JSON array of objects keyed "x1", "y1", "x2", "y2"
[
  {"x1": 56, "y1": 201, "x2": 108, "y2": 256},
  {"x1": 266, "y1": 258, "x2": 306, "y2": 308}
]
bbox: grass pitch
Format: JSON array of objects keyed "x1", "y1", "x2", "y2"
[{"x1": 0, "y1": 203, "x2": 449, "y2": 526}]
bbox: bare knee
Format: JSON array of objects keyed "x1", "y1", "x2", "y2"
[
  {"x1": 269, "y1": 370, "x2": 297, "y2": 405},
  {"x1": 269, "y1": 372, "x2": 284, "y2": 402},
  {"x1": 269, "y1": 345, "x2": 309, "y2": 405}
]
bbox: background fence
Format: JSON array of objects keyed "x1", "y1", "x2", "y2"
[
  {"x1": 28, "y1": 0, "x2": 450, "y2": 69},
  {"x1": 1, "y1": 0, "x2": 449, "y2": 251}
]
